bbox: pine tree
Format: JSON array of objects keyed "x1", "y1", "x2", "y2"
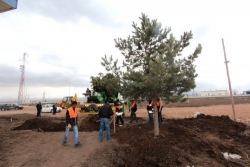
[{"x1": 101, "y1": 13, "x2": 202, "y2": 136}]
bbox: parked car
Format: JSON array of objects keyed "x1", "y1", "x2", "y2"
[
  {"x1": 41, "y1": 104, "x2": 62, "y2": 113},
  {"x1": 0, "y1": 104, "x2": 3, "y2": 110},
  {"x1": 11, "y1": 103, "x2": 24, "y2": 110},
  {"x1": 1, "y1": 104, "x2": 15, "y2": 110}
]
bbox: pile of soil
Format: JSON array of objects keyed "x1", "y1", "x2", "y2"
[
  {"x1": 13, "y1": 115, "x2": 101, "y2": 132},
  {"x1": 78, "y1": 114, "x2": 100, "y2": 132},
  {"x1": 13, "y1": 118, "x2": 65, "y2": 132},
  {"x1": 104, "y1": 114, "x2": 250, "y2": 167}
]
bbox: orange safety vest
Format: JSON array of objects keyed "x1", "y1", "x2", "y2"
[
  {"x1": 68, "y1": 107, "x2": 78, "y2": 118},
  {"x1": 116, "y1": 105, "x2": 122, "y2": 110},
  {"x1": 157, "y1": 101, "x2": 161, "y2": 107},
  {"x1": 131, "y1": 102, "x2": 136, "y2": 108}
]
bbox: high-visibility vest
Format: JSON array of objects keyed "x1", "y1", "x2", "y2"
[
  {"x1": 68, "y1": 107, "x2": 78, "y2": 118},
  {"x1": 157, "y1": 101, "x2": 161, "y2": 107},
  {"x1": 116, "y1": 105, "x2": 122, "y2": 110},
  {"x1": 131, "y1": 102, "x2": 136, "y2": 108}
]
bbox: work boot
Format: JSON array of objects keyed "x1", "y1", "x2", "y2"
[
  {"x1": 75, "y1": 142, "x2": 82, "y2": 148},
  {"x1": 62, "y1": 141, "x2": 68, "y2": 146}
]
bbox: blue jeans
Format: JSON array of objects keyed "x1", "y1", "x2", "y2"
[
  {"x1": 148, "y1": 111, "x2": 154, "y2": 123},
  {"x1": 99, "y1": 118, "x2": 111, "y2": 141},
  {"x1": 62, "y1": 125, "x2": 79, "y2": 144}
]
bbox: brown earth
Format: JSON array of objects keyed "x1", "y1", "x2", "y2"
[{"x1": 0, "y1": 97, "x2": 250, "y2": 167}]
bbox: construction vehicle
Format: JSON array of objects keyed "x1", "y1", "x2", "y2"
[
  {"x1": 57, "y1": 89, "x2": 124, "y2": 115},
  {"x1": 57, "y1": 94, "x2": 78, "y2": 109},
  {"x1": 82, "y1": 88, "x2": 122, "y2": 114}
]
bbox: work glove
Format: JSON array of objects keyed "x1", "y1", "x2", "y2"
[
  {"x1": 67, "y1": 124, "x2": 72, "y2": 129},
  {"x1": 77, "y1": 121, "x2": 79, "y2": 125}
]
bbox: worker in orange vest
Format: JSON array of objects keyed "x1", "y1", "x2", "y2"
[
  {"x1": 115, "y1": 102, "x2": 124, "y2": 126},
  {"x1": 157, "y1": 98, "x2": 163, "y2": 123},
  {"x1": 62, "y1": 101, "x2": 81, "y2": 148},
  {"x1": 129, "y1": 100, "x2": 138, "y2": 123},
  {"x1": 147, "y1": 99, "x2": 154, "y2": 123}
]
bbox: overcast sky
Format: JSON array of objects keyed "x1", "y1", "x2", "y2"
[{"x1": 0, "y1": 0, "x2": 249, "y2": 100}]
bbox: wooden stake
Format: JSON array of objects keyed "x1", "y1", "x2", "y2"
[{"x1": 222, "y1": 38, "x2": 236, "y2": 121}]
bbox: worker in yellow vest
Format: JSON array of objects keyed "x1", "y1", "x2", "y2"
[{"x1": 62, "y1": 101, "x2": 81, "y2": 148}]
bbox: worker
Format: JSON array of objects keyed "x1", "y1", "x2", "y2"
[
  {"x1": 129, "y1": 100, "x2": 138, "y2": 123},
  {"x1": 116, "y1": 102, "x2": 124, "y2": 126},
  {"x1": 36, "y1": 102, "x2": 42, "y2": 117},
  {"x1": 147, "y1": 99, "x2": 154, "y2": 123},
  {"x1": 62, "y1": 101, "x2": 81, "y2": 148},
  {"x1": 98, "y1": 100, "x2": 113, "y2": 142},
  {"x1": 52, "y1": 103, "x2": 57, "y2": 115},
  {"x1": 157, "y1": 98, "x2": 163, "y2": 123}
]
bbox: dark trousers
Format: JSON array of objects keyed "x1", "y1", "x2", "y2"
[
  {"x1": 53, "y1": 109, "x2": 56, "y2": 115},
  {"x1": 130, "y1": 111, "x2": 138, "y2": 123},
  {"x1": 148, "y1": 111, "x2": 154, "y2": 123},
  {"x1": 116, "y1": 116, "x2": 124, "y2": 125},
  {"x1": 157, "y1": 106, "x2": 163, "y2": 123},
  {"x1": 37, "y1": 110, "x2": 41, "y2": 117}
]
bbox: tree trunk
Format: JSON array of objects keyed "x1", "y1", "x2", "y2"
[{"x1": 153, "y1": 99, "x2": 159, "y2": 136}]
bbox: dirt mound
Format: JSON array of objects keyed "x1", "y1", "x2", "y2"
[
  {"x1": 13, "y1": 118, "x2": 65, "y2": 132},
  {"x1": 79, "y1": 114, "x2": 100, "y2": 132},
  {"x1": 108, "y1": 114, "x2": 250, "y2": 167},
  {"x1": 13, "y1": 115, "x2": 101, "y2": 132}
]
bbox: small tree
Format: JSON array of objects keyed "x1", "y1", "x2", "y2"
[{"x1": 102, "y1": 13, "x2": 202, "y2": 136}]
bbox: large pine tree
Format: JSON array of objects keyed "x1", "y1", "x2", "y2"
[{"x1": 101, "y1": 13, "x2": 202, "y2": 136}]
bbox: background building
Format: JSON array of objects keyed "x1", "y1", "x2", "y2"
[
  {"x1": 0, "y1": 0, "x2": 17, "y2": 13},
  {"x1": 243, "y1": 90, "x2": 250, "y2": 95},
  {"x1": 200, "y1": 90, "x2": 229, "y2": 96}
]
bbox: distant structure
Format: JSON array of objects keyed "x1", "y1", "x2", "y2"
[
  {"x1": 200, "y1": 90, "x2": 228, "y2": 96},
  {"x1": 0, "y1": 0, "x2": 18, "y2": 13},
  {"x1": 17, "y1": 53, "x2": 28, "y2": 104},
  {"x1": 43, "y1": 92, "x2": 46, "y2": 102},
  {"x1": 243, "y1": 90, "x2": 250, "y2": 95}
]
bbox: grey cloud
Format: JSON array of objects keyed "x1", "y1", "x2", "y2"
[
  {"x1": 19, "y1": 0, "x2": 123, "y2": 27},
  {"x1": 39, "y1": 54, "x2": 61, "y2": 65},
  {"x1": 39, "y1": 54, "x2": 79, "y2": 73},
  {"x1": 0, "y1": 65, "x2": 20, "y2": 87},
  {"x1": 0, "y1": 64, "x2": 93, "y2": 88}
]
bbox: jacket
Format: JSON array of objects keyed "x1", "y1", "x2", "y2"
[
  {"x1": 36, "y1": 103, "x2": 42, "y2": 111},
  {"x1": 99, "y1": 104, "x2": 113, "y2": 119},
  {"x1": 116, "y1": 105, "x2": 123, "y2": 116},
  {"x1": 147, "y1": 101, "x2": 153, "y2": 111},
  {"x1": 131, "y1": 102, "x2": 137, "y2": 112},
  {"x1": 156, "y1": 101, "x2": 161, "y2": 107},
  {"x1": 66, "y1": 107, "x2": 78, "y2": 126}
]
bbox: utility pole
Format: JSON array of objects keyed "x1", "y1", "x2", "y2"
[
  {"x1": 43, "y1": 92, "x2": 46, "y2": 102},
  {"x1": 17, "y1": 53, "x2": 28, "y2": 104},
  {"x1": 222, "y1": 39, "x2": 236, "y2": 121}
]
